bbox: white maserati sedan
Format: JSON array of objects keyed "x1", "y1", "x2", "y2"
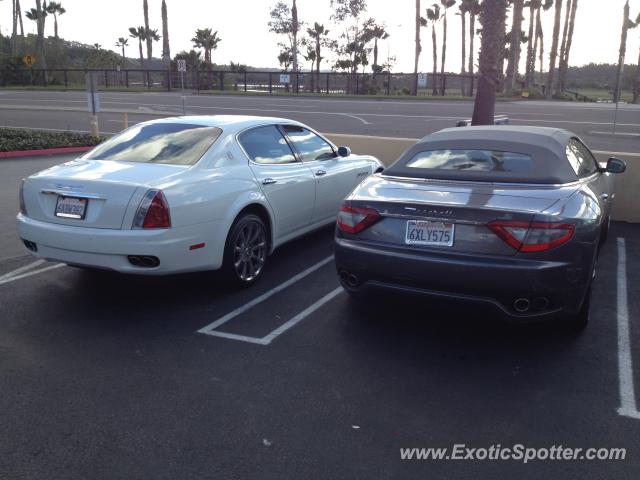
[{"x1": 17, "y1": 116, "x2": 383, "y2": 284}]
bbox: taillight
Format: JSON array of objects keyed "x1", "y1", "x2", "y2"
[
  {"x1": 19, "y1": 179, "x2": 27, "y2": 216},
  {"x1": 337, "y1": 205, "x2": 380, "y2": 234},
  {"x1": 133, "y1": 190, "x2": 171, "y2": 229},
  {"x1": 488, "y1": 220, "x2": 574, "y2": 252}
]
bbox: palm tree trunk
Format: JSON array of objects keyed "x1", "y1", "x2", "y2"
[
  {"x1": 440, "y1": 12, "x2": 447, "y2": 96},
  {"x1": 143, "y1": 0, "x2": 152, "y2": 60},
  {"x1": 468, "y1": 11, "x2": 475, "y2": 96},
  {"x1": 53, "y1": 13, "x2": 58, "y2": 39},
  {"x1": 505, "y1": 0, "x2": 524, "y2": 95},
  {"x1": 121, "y1": 45, "x2": 125, "y2": 60},
  {"x1": 315, "y1": 39, "x2": 321, "y2": 93},
  {"x1": 524, "y1": 3, "x2": 535, "y2": 87},
  {"x1": 11, "y1": 0, "x2": 18, "y2": 56},
  {"x1": 614, "y1": 1, "x2": 630, "y2": 103},
  {"x1": 634, "y1": 47, "x2": 640, "y2": 103},
  {"x1": 413, "y1": 0, "x2": 421, "y2": 95},
  {"x1": 545, "y1": 0, "x2": 563, "y2": 98},
  {"x1": 17, "y1": 0, "x2": 24, "y2": 36},
  {"x1": 138, "y1": 38, "x2": 144, "y2": 68},
  {"x1": 291, "y1": 0, "x2": 299, "y2": 74},
  {"x1": 559, "y1": 0, "x2": 578, "y2": 92},
  {"x1": 535, "y1": 8, "x2": 543, "y2": 87},
  {"x1": 461, "y1": 11, "x2": 466, "y2": 96},
  {"x1": 432, "y1": 25, "x2": 438, "y2": 96},
  {"x1": 161, "y1": 0, "x2": 170, "y2": 68},
  {"x1": 472, "y1": 0, "x2": 508, "y2": 125},
  {"x1": 34, "y1": 0, "x2": 48, "y2": 84}
]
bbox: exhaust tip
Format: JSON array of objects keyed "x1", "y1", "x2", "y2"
[
  {"x1": 513, "y1": 298, "x2": 531, "y2": 313},
  {"x1": 339, "y1": 270, "x2": 360, "y2": 288},
  {"x1": 127, "y1": 255, "x2": 160, "y2": 268},
  {"x1": 22, "y1": 239, "x2": 37, "y2": 252}
]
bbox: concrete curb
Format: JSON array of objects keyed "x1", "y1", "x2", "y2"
[{"x1": 0, "y1": 146, "x2": 93, "y2": 159}]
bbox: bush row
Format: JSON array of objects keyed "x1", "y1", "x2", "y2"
[{"x1": 0, "y1": 127, "x2": 104, "y2": 152}]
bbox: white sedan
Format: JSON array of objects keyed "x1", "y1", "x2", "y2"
[{"x1": 17, "y1": 116, "x2": 383, "y2": 284}]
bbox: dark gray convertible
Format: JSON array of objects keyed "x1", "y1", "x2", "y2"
[{"x1": 334, "y1": 126, "x2": 626, "y2": 330}]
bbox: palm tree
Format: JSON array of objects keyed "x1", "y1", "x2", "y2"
[
  {"x1": 414, "y1": 0, "x2": 422, "y2": 95},
  {"x1": 426, "y1": 4, "x2": 441, "y2": 96},
  {"x1": 370, "y1": 23, "x2": 389, "y2": 73},
  {"x1": 306, "y1": 22, "x2": 329, "y2": 92},
  {"x1": 467, "y1": 0, "x2": 480, "y2": 96},
  {"x1": 302, "y1": 43, "x2": 316, "y2": 91},
  {"x1": 614, "y1": 1, "x2": 634, "y2": 102},
  {"x1": 11, "y1": 0, "x2": 25, "y2": 57},
  {"x1": 558, "y1": 0, "x2": 578, "y2": 93},
  {"x1": 457, "y1": 1, "x2": 470, "y2": 95},
  {"x1": 291, "y1": 0, "x2": 299, "y2": 72},
  {"x1": 161, "y1": 0, "x2": 170, "y2": 66},
  {"x1": 505, "y1": 0, "x2": 524, "y2": 95},
  {"x1": 115, "y1": 37, "x2": 128, "y2": 60},
  {"x1": 439, "y1": 0, "x2": 456, "y2": 96},
  {"x1": 472, "y1": 0, "x2": 508, "y2": 124},
  {"x1": 191, "y1": 28, "x2": 222, "y2": 65},
  {"x1": 45, "y1": 1, "x2": 65, "y2": 39},
  {"x1": 545, "y1": 0, "x2": 563, "y2": 98},
  {"x1": 146, "y1": 28, "x2": 160, "y2": 60},
  {"x1": 524, "y1": 0, "x2": 540, "y2": 88},
  {"x1": 634, "y1": 12, "x2": 640, "y2": 103},
  {"x1": 129, "y1": 26, "x2": 146, "y2": 67},
  {"x1": 143, "y1": 0, "x2": 152, "y2": 61},
  {"x1": 26, "y1": 1, "x2": 47, "y2": 82}
]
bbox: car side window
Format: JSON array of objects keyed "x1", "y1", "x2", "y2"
[
  {"x1": 282, "y1": 125, "x2": 336, "y2": 162},
  {"x1": 238, "y1": 126, "x2": 297, "y2": 164},
  {"x1": 566, "y1": 138, "x2": 599, "y2": 179}
]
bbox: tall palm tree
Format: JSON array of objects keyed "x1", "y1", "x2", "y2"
[
  {"x1": 524, "y1": 0, "x2": 539, "y2": 87},
  {"x1": 439, "y1": 0, "x2": 456, "y2": 96},
  {"x1": 306, "y1": 22, "x2": 329, "y2": 93},
  {"x1": 129, "y1": 26, "x2": 146, "y2": 67},
  {"x1": 291, "y1": 0, "x2": 299, "y2": 72},
  {"x1": 115, "y1": 37, "x2": 128, "y2": 60},
  {"x1": 558, "y1": 0, "x2": 578, "y2": 92},
  {"x1": 505, "y1": 0, "x2": 524, "y2": 95},
  {"x1": 614, "y1": 1, "x2": 633, "y2": 102},
  {"x1": 472, "y1": 0, "x2": 508, "y2": 124},
  {"x1": 26, "y1": 1, "x2": 47, "y2": 82},
  {"x1": 45, "y1": 1, "x2": 65, "y2": 39},
  {"x1": 467, "y1": 0, "x2": 480, "y2": 96},
  {"x1": 414, "y1": 0, "x2": 422, "y2": 94},
  {"x1": 370, "y1": 23, "x2": 389, "y2": 73},
  {"x1": 191, "y1": 28, "x2": 222, "y2": 65},
  {"x1": 457, "y1": 1, "x2": 470, "y2": 96},
  {"x1": 545, "y1": 0, "x2": 563, "y2": 98},
  {"x1": 161, "y1": 0, "x2": 170, "y2": 66},
  {"x1": 11, "y1": 0, "x2": 25, "y2": 57},
  {"x1": 146, "y1": 28, "x2": 160, "y2": 60},
  {"x1": 302, "y1": 43, "x2": 316, "y2": 91},
  {"x1": 426, "y1": 4, "x2": 441, "y2": 96},
  {"x1": 143, "y1": 0, "x2": 152, "y2": 61}
]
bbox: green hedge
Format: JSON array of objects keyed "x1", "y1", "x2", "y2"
[{"x1": 0, "y1": 128, "x2": 105, "y2": 152}]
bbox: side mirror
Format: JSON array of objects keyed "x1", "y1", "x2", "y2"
[
  {"x1": 337, "y1": 146, "x2": 351, "y2": 157},
  {"x1": 605, "y1": 157, "x2": 626, "y2": 174}
]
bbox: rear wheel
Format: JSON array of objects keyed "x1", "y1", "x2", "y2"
[{"x1": 222, "y1": 214, "x2": 268, "y2": 287}]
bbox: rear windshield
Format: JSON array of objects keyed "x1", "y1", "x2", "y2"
[
  {"x1": 85, "y1": 123, "x2": 222, "y2": 165},
  {"x1": 404, "y1": 149, "x2": 532, "y2": 173}
]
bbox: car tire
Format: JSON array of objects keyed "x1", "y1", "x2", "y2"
[
  {"x1": 222, "y1": 214, "x2": 268, "y2": 287},
  {"x1": 563, "y1": 285, "x2": 591, "y2": 332},
  {"x1": 600, "y1": 215, "x2": 611, "y2": 245}
]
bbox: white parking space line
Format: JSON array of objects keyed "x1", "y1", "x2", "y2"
[
  {"x1": 0, "y1": 263, "x2": 65, "y2": 286},
  {"x1": 0, "y1": 260, "x2": 45, "y2": 281},
  {"x1": 616, "y1": 238, "x2": 640, "y2": 420},
  {"x1": 197, "y1": 255, "x2": 334, "y2": 335}
]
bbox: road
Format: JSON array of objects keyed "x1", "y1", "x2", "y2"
[
  {"x1": 1, "y1": 152, "x2": 640, "y2": 478},
  {"x1": 1, "y1": 89, "x2": 639, "y2": 153}
]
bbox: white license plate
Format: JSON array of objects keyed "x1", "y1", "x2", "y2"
[
  {"x1": 405, "y1": 220, "x2": 454, "y2": 246},
  {"x1": 55, "y1": 196, "x2": 87, "y2": 219}
]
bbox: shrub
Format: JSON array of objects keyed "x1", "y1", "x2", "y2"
[{"x1": 0, "y1": 128, "x2": 105, "y2": 152}]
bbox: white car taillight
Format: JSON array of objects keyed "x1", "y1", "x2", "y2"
[
  {"x1": 132, "y1": 190, "x2": 171, "y2": 229},
  {"x1": 19, "y1": 179, "x2": 27, "y2": 216},
  {"x1": 488, "y1": 220, "x2": 574, "y2": 252},
  {"x1": 337, "y1": 205, "x2": 381, "y2": 234}
]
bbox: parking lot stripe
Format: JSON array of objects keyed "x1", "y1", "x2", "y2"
[
  {"x1": 0, "y1": 260, "x2": 46, "y2": 281},
  {"x1": 0, "y1": 263, "x2": 65, "y2": 286},
  {"x1": 260, "y1": 287, "x2": 343, "y2": 345},
  {"x1": 197, "y1": 256, "x2": 334, "y2": 335},
  {"x1": 616, "y1": 238, "x2": 640, "y2": 420}
]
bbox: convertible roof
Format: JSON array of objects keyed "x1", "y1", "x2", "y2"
[{"x1": 385, "y1": 126, "x2": 581, "y2": 184}]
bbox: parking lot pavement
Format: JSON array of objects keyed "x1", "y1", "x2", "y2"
[{"x1": 1, "y1": 208, "x2": 640, "y2": 478}]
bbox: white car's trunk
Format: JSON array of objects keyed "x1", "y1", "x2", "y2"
[{"x1": 24, "y1": 160, "x2": 186, "y2": 229}]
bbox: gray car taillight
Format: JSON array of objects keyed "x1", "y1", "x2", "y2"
[{"x1": 132, "y1": 189, "x2": 160, "y2": 229}]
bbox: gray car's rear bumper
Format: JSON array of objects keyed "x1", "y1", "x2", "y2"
[{"x1": 334, "y1": 238, "x2": 592, "y2": 321}]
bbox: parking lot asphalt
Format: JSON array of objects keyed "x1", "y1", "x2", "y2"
[{"x1": 2, "y1": 158, "x2": 640, "y2": 479}]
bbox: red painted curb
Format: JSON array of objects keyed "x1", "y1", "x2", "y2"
[{"x1": 0, "y1": 146, "x2": 94, "y2": 159}]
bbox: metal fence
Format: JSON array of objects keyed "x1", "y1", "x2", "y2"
[{"x1": 0, "y1": 68, "x2": 478, "y2": 97}]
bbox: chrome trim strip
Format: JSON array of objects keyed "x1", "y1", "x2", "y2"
[{"x1": 41, "y1": 189, "x2": 105, "y2": 199}]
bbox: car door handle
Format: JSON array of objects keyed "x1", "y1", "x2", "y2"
[
  {"x1": 261, "y1": 178, "x2": 277, "y2": 185},
  {"x1": 600, "y1": 193, "x2": 609, "y2": 201},
  {"x1": 315, "y1": 170, "x2": 327, "y2": 177}
]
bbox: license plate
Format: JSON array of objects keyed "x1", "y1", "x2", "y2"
[
  {"x1": 55, "y1": 196, "x2": 87, "y2": 219},
  {"x1": 405, "y1": 220, "x2": 454, "y2": 246}
]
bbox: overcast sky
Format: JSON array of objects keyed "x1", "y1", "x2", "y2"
[{"x1": 1, "y1": 0, "x2": 639, "y2": 72}]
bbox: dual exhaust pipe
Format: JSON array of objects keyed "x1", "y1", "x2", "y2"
[
  {"x1": 514, "y1": 297, "x2": 549, "y2": 313},
  {"x1": 339, "y1": 270, "x2": 360, "y2": 288},
  {"x1": 127, "y1": 255, "x2": 160, "y2": 268}
]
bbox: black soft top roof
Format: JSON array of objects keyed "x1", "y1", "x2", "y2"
[{"x1": 384, "y1": 126, "x2": 580, "y2": 184}]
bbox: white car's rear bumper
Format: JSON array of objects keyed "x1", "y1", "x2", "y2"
[{"x1": 16, "y1": 213, "x2": 225, "y2": 275}]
